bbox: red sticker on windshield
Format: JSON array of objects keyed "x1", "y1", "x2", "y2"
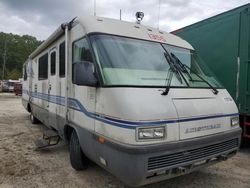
[{"x1": 148, "y1": 33, "x2": 166, "y2": 42}]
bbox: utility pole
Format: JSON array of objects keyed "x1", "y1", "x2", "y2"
[
  {"x1": 2, "y1": 39, "x2": 7, "y2": 80},
  {"x1": 120, "y1": 9, "x2": 122, "y2": 20}
]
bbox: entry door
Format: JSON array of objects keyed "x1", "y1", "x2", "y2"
[{"x1": 48, "y1": 49, "x2": 58, "y2": 128}]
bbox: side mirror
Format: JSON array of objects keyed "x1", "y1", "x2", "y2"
[{"x1": 73, "y1": 61, "x2": 98, "y2": 86}]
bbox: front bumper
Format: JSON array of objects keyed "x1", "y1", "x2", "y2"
[{"x1": 91, "y1": 128, "x2": 241, "y2": 187}]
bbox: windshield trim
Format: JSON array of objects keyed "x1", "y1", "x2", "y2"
[{"x1": 88, "y1": 32, "x2": 193, "y2": 51}]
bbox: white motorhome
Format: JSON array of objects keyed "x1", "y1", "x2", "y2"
[{"x1": 22, "y1": 16, "x2": 241, "y2": 186}]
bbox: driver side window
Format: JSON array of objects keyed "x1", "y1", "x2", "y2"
[
  {"x1": 73, "y1": 38, "x2": 93, "y2": 63},
  {"x1": 72, "y1": 37, "x2": 94, "y2": 84}
]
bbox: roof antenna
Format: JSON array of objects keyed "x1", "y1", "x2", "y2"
[
  {"x1": 135, "y1": 12, "x2": 144, "y2": 24},
  {"x1": 157, "y1": 0, "x2": 161, "y2": 29}
]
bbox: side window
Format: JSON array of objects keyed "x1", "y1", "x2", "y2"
[
  {"x1": 72, "y1": 38, "x2": 93, "y2": 84},
  {"x1": 50, "y1": 51, "x2": 56, "y2": 75},
  {"x1": 38, "y1": 53, "x2": 48, "y2": 80},
  {"x1": 73, "y1": 38, "x2": 93, "y2": 63},
  {"x1": 23, "y1": 64, "x2": 27, "y2": 81},
  {"x1": 59, "y1": 42, "x2": 65, "y2": 77}
]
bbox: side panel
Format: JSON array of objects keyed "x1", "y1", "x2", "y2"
[
  {"x1": 240, "y1": 9, "x2": 250, "y2": 114},
  {"x1": 31, "y1": 58, "x2": 41, "y2": 116},
  {"x1": 28, "y1": 60, "x2": 33, "y2": 101},
  {"x1": 68, "y1": 25, "x2": 96, "y2": 133},
  {"x1": 29, "y1": 36, "x2": 67, "y2": 130},
  {"x1": 56, "y1": 37, "x2": 67, "y2": 132},
  {"x1": 22, "y1": 62, "x2": 30, "y2": 109},
  {"x1": 48, "y1": 49, "x2": 59, "y2": 128},
  {"x1": 36, "y1": 54, "x2": 49, "y2": 125},
  {"x1": 247, "y1": 11, "x2": 250, "y2": 111}
]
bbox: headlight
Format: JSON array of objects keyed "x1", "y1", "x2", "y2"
[
  {"x1": 138, "y1": 127, "x2": 165, "y2": 140},
  {"x1": 231, "y1": 117, "x2": 239, "y2": 127}
]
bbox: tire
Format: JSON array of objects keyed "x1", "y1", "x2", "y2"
[
  {"x1": 69, "y1": 130, "x2": 89, "y2": 170},
  {"x1": 30, "y1": 113, "x2": 39, "y2": 124}
]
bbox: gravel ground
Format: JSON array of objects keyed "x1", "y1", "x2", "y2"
[{"x1": 0, "y1": 93, "x2": 250, "y2": 188}]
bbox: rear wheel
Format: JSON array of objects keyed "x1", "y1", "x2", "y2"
[
  {"x1": 69, "y1": 129, "x2": 89, "y2": 170},
  {"x1": 30, "y1": 113, "x2": 39, "y2": 124}
]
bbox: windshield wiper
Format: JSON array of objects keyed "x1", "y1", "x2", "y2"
[
  {"x1": 161, "y1": 67, "x2": 174, "y2": 95},
  {"x1": 164, "y1": 52, "x2": 183, "y2": 83},
  {"x1": 170, "y1": 53, "x2": 193, "y2": 82},
  {"x1": 161, "y1": 51, "x2": 184, "y2": 95},
  {"x1": 170, "y1": 53, "x2": 219, "y2": 95}
]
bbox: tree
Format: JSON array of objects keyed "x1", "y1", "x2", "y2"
[
  {"x1": 7, "y1": 68, "x2": 21, "y2": 80},
  {"x1": 0, "y1": 32, "x2": 42, "y2": 80}
]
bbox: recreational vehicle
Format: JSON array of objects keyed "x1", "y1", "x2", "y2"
[{"x1": 22, "y1": 16, "x2": 241, "y2": 186}]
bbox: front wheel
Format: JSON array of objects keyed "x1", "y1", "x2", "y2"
[{"x1": 69, "y1": 130, "x2": 89, "y2": 170}]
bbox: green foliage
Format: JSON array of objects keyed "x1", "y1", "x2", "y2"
[
  {"x1": 7, "y1": 69, "x2": 21, "y2": 80},
  {"x1": 0, "y1": 32, "x2": 42, "y2": 80}
]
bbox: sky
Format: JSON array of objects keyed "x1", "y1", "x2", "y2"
[{"x1": 0, "y1": 0, "x2": 249, "y2": 40}]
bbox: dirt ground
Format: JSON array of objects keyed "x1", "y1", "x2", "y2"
[{"x1": 0, "y1": 93, "x2": 250, "y2": 188}]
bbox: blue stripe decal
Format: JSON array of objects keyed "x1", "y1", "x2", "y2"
[{"x1": 24, "y1": 90, "x2": 239, "y2": 129}]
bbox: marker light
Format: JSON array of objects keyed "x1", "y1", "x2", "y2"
[{"x1": 231, "y1": 117, "x2": 239, "y2": 127}]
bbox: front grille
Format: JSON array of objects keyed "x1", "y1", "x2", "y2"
[{"x1": 148, "y1": 138, "x2": 238, "y2": 171}]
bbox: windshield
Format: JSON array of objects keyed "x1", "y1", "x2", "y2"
[{"x1": 90, "y1": 34, "x2": 222, "y2": 88}]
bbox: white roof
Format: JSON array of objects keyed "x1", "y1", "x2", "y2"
[{"x1": 78, "y1": 16, "x2": 194, "y2": 50}]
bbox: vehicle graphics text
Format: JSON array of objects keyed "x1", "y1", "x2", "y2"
[{"x1": 185, "y1": 124, "x2": 221, "y2": 134}]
